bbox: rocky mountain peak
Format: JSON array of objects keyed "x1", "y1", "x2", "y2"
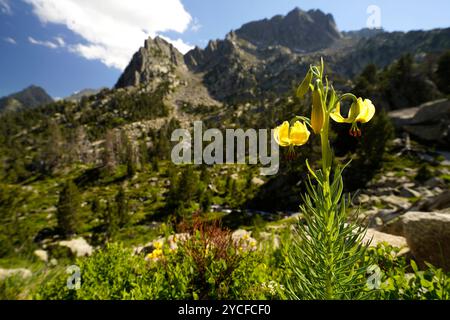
[
  {"x1": 115, "y1": 35, "x2": 221, "y2": 109},
  {"x1": 115, "y1": 36, "x2": 187, "y2": 89},
  {"x1": 234, "y1": 7, "x2": 342, "y2": 52},
  {"x1": 0, "y1": 85, "x2": 53, "y2": 113}
]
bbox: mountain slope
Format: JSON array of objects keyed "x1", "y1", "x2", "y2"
[
  {"x1": 65, "y1": 88, "x2": 106, "y2": 102},
  {"x1": 0, "y1": 85, "x2": 53, "y2": 113},
  {"x1": 336, "y1": 28, "x2": 450, "y2": 77}
]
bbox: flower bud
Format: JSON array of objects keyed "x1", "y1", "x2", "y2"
[
  {"x1": 311, "y1": 86, "x2": 324, "y2": 134},
  {"x1": 296, "y1": 70, "x2": 313, "y2": 99}
]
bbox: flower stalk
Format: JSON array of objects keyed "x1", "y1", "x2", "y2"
[{"x1": 275, "y1": 58, "x2": 376, "y2": 300}]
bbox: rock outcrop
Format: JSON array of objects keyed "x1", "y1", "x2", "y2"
[
  {"x1": 116, "y1": 36, "x2": 186, "y2": 89},
  {"x1": 389, "y1": 99, "x2": 450, "y2": 147},
  {"x1": 34, "y1": 249, "x2": 48, "y2": 263},
  {"x1": 364, "y1": 228, "x2": 408, "y2": 249},
  {"x1": 59, "y1": 238, "x2": 93, "y2": 257},
  {"x1": 388, "y1": 212, "x2": 450, "y2": 271},
  {"x1": 0, "y1": 268, "x2": 32, "y2": 280}
]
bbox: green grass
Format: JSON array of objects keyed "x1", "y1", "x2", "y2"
[{"x1": 441, "y1": 174, "x2": 450, "y2": 183}]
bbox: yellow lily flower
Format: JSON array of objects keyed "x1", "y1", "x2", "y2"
[
  {"x1": 330, "y1": 98, "x2": 375, "y2": 136},
  {"x1": 274, "y1": 121, "x2": 310, "y2": 147}
]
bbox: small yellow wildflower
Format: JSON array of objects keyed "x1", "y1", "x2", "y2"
[
  {"x1": 154, "y1": 241, "x2": 163, "y2": 249},
  {"x1": 146, "y1": 248, "x2": 163, "y2": 261}
]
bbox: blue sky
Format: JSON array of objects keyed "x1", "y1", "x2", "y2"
[{"x1": 1, "y1": 0, "x2": 450, "y2": 99}]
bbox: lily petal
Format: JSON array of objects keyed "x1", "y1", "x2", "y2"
[
  {"x1": 348, "y1": 99, "x2": 363, "y2": 123},
  {"x1": 289, "y1": 121, "x2": 310, "y2": 146},
  {"x1": 330, "y1": 102, "x2": 351, "y2": 123},
  {"x1": 274, "y1": 121, "x2": 291, "y2": 147},
  {"x1": 356, "y1": 99, "x2": 375, "y2": 123}
]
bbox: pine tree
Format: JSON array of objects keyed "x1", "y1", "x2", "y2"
[
  {"x1": 127, "y1": 154, "x2": 137, "y2": 178},
  {"x1": 139, "y1": 140, "x2": 149, "y2": 170},
  {"x1": 178, "y1": 166, "x2": 199, "y2": 204},
  {"x1": 56, "y1": 181, "x2": 81, "y2": 236},
  {"x1": 69, "y1": 126, "x2": 91, "y2": 164},
  {"x1": 225, "y1": 176, "x2": 233, "y2": 196},
  {"x1": 122, "y1": 133, "x2": 136, "y2": 178},
  {"x1": 151, "y1": 157, "x2": 159, "y2": 172},
  {"x1": 436, "y1": 51, "x2": 450, "y2": 94},
  {"x1": 155, "y1": 131, "x2": 170, "y2": 160},
  {"x1": 105, "y1": 200, "x2": 118, "y2": 240},
  {"x1": 91, "y1": 197, "x2": 102, "y2": 217},
  {"x1": 115, "y1": 186, "x2": 129, "y2": 227},
  {"x1": 200, "y1": 191, "x2": 212, "y2": 213},
  {"x1": 103, "y1": 129, "x2": 117, "y2": 174},
  {"x1": 199, "y1": 165, "x2": 210, "y2": 183},
  {"x1": 166, "y1": 166, "x2": 200, "y2": 219},
  {"x1": 41, "y1": 120, "x2": 64, "y2": 175}
]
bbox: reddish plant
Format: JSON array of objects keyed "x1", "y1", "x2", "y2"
[{"x1": 177, "y1": 213, "x2": 244, "y2": 299}]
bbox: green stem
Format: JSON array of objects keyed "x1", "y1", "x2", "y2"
[
  {"x1": 317, "y1": 63, "x2": 335, "y2": 299},
  {"x1": 321, "y1": 109, "x2": 334, "y2": 299},
  {"x1": 320, "y1": 114, "x2": 331, "y2": 207}
]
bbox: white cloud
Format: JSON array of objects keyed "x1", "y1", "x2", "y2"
[
  {"x1": 28, "y1": 36, "x2": 67, "y2": 49},
  {"x1": 28, "y1": 36, "x2": 62, "y2": 49},
  {"x1": 24, "y1": 0, "x2": 194, "y2": 70},
  {"x1": 190, "y1": 18, "x2": 202, "y2": 32},
  {"x1": 0, "y1": 0, "x2": 11, "y2": 14},
  {"x1": 4, "y1": 37, "x2": 16, "y2": 44},
  {"x1": 54, "y1": 36, "x2": 65, "y2": 47}
]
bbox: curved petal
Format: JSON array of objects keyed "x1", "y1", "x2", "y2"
[
  {"x1": 330, "y1": 112, "x2": 346, "y2": 123},
  {"x1": 348, "y1": 98, "x2": 363, "y2": 123},
  {"x1": 289, "y1": 121, "x2": 310, "y2": 146},
  {"x1": 274, "y1": 121, "x2": 291, "y2": 147},
  {"x1": 330, "y1": 102, "x2": 351, "y2": 123},
  {"x1": 357, "y1": 99, "x2": 376, "y2": 123}
]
